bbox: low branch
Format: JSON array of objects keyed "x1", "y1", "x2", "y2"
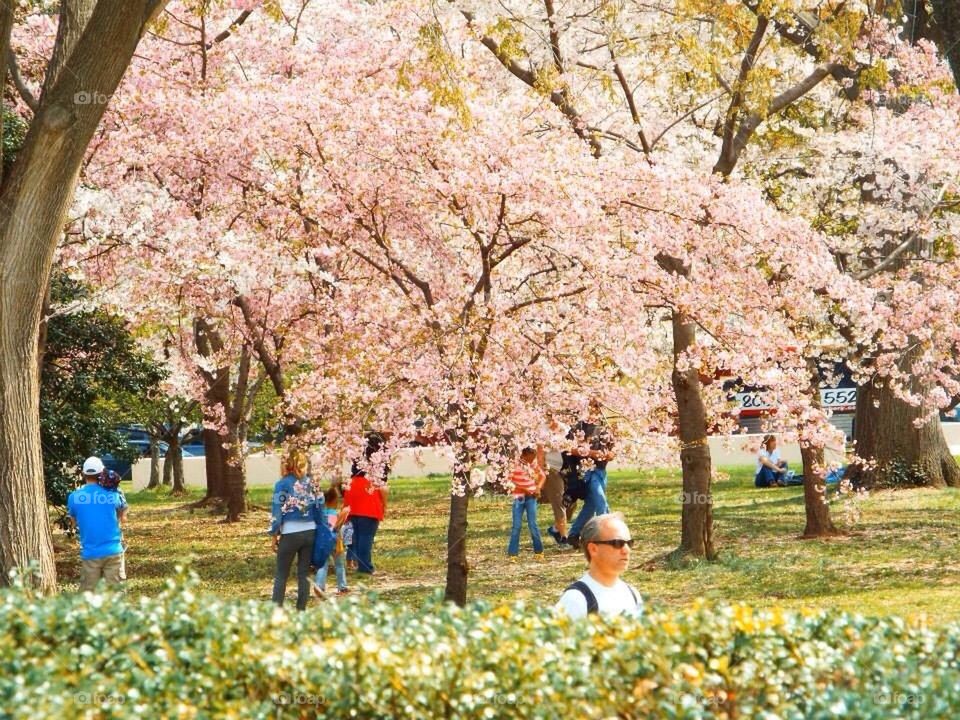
[{"x1": 6, "y1": 49, "x2": 39, "y2": 112}]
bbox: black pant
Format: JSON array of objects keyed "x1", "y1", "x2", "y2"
[{"x1": 272, "y1": 529, "x2": 315, "y2": 610}]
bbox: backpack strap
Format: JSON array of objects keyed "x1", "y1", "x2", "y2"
[
  {"x1": 627, "y1": 584, "x2": 640, "y2": 608},
  {"x1": 566, "y1": 580, "x2": 599, "y2": 615}
]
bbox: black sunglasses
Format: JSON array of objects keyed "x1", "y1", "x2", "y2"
[{"x1": 590, "y1": 538, "x2": 635, "y2": 549}]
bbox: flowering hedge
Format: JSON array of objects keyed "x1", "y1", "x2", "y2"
[{"x1": 1, "y1": 572, "x2": 958, "y2": 719}]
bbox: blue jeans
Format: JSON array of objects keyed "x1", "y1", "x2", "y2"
[
  {"x1": 348, "y1": 516, "x2": 379, "y2": 573},
  {"x1": 315, "y1": 551, "x2": 347, "y2": 591},
  {"x1": 568, "y1": 468, "x2": 609, "y2": 538},
  {"x1": 755, "y1": 463, "x2": 787, "y2": 487},
  {"x1": 508, "y1": 496, "x2": 544, "y2": 555}
]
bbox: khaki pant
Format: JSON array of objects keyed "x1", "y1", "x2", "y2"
[
  {"x1": 80, "y1": 553, "x2": 124, "y2": 591},
  {"x1": 541, "y1": 468, "x2": 568, "y2": 533}
]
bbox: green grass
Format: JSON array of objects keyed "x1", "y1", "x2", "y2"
[{"x1": 53, "y1": 466, "x2": 960, "y2": 622}]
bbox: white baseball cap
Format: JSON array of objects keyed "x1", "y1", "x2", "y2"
[{"x1": 82, "y1": 456, "x2": 105, "y2": 476}]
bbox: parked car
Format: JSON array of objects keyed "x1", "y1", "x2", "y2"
[{"x1": 101, "y1": 426, "x2": 168, "y2": 481}]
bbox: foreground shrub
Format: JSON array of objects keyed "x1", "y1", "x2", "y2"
[{"x1": 0, "y1": 571, "x2": 957, "y2": 719}]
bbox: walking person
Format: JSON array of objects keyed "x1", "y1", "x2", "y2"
[
  {"x1": 344, "y1": 433, "x2": 389, "y2": 575},
  {"x1": 270, "y1": 448, "x2": 321, "y2": 611},
  {"x1": 68, "y1": 456, "x2": 128, "y2": 591},
  {"x1": 564, "y1": 401, "x2": 617, "y2": 550},
  {"x1": 314, "y1": 486, "x2": 351, "y2": 598},
  {"x1": 556, "y1": 512, "x2": 642, "y2": 619},
  {"x1": 507, "y1": 447, "x2": 546, "y2": 562}
]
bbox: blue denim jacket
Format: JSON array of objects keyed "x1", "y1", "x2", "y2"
[{"x1": 268, "y1": 474, "x2": 323, "y2": 535}]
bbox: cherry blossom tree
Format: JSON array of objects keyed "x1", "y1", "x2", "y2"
[{"x1": 1, "y1": 0, "x2": 168, "y2": 589}]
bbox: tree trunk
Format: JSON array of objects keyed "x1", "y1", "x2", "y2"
[
  {"x1": 169, "y1": 436, "x2": 186, "y2": 495},
  {"x1": 0, "y1": 0, "x2": 166, "y2": 590},
  {"x1": 930, "y1": 0, "x2": 960, "y2": 90},
  {"x1": 203, "y1": 427, "x2": 226, "y2": 499},
  {"x1": 851, "y1": 374, "x2": 960, "y2": 488},
  {"x1": 147, "y1": 438, "x2": 161, "y2": 489},
  {"x1": 799, "y1": 359, "x2": 838, "y2": 537},
  {"x1": 223, "y1": 435, "x2": 247, "y2": 522},
  {"x1": 671, "y1": 309, "x2": 716, "y2": 559},
  {"x1": 800, "y1": 445, "x2": 839, "y2": 537},
  {"x1": 162, "y1": 448, "x2": 172, "y2": 486},
  {"x1": 443, "y1": 477, "x2": 470, "y2": 606}
]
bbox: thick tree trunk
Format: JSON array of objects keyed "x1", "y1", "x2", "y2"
[
  {"x1": 443, "y1": 469, "x2": 470, "y2": 606},
  {"x1": 799, "y1": 359, "x2": 838, "y2": 537},
  {"x1": 223, "y1": 433, "x2": 247, "y2": 522},
  {"x1": 0, "y1": 0, "x2": 164, "y2": 591},
  {"x1": 169, "y1": 436, "x2": 186, "y2": 495},
  {"x1": 851, "y1": 374, "x2": 960, "y2": 488},
  {"x1": 147, "y1": 438, "x2": 161, "y2": 489},
  {"x1": 203, "y1": 428, "x2": 226, "y2": 499},
  {"x1": 671, "y1": 310, "x2": 716, "y2": 559},
  {"x1": 800, "y1": 445, "x2": 839, "y2": 537},
  {"x1": 930, "y1": 0, "x2": 960, "y2": 90}
]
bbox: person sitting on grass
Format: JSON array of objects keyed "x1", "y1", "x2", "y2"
[
  {"x1": 755, "y1": 434, "x2": 790, "y2": 487},
  {"x1": 507, "y1": 446, "x2": 546, "y2": 563}
]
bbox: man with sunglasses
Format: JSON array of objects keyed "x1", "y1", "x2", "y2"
[{"x1": 555, "y1": 512, "x2": 642, "y2": 619}]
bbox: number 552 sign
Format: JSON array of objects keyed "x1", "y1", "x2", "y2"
[{"x1": 735, "y1": 387, "x2": 857, "y2": 412}]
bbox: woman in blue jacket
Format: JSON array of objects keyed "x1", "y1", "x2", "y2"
[{"x1": 270, "y1": 449, "x2": 322, "y2": 610}]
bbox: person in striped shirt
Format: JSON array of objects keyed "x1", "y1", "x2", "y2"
[{"x1": 507, "y1": 447, "x2": 547, "y2": 562}]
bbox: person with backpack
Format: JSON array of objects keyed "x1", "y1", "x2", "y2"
[
  {"x1": 67, "y1": 456, "x2": 128, "y2": 591},
  {"x1": 555, "y1": 512, "x2": 642, "y2": 619}
]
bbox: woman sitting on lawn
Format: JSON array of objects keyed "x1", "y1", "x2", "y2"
[{"x1": 755, "y1": 434, "x2": 789, "y2": 487}]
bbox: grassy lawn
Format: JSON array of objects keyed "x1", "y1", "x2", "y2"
[{"x1": 53, "y1": 466, "x2": 960, "y2": 622}]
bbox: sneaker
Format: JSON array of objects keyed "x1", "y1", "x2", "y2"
[
  {"x1": 533, "y1": 553, "x2": 545, "y2": 562},
  {"x1": 312, "y1": 585, "x2": 326, "y2": 600},
  {"x1": 337, "y1": 587, "x2": 351, "y2": 596},
  {"x1": 546, "y1": 526, "x2": 562, "y2": 545},
  {"x1": 567, "y1": 534, "x2": 581, "y2": 550}
]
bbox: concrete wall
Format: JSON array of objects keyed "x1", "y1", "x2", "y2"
[{"x1": 129, "y1": 426, "x2": 960, "y2": 489}]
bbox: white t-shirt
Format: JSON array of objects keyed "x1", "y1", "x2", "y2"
[
  {"x1": 756, "y1": 448, "x2": 781, "y2": 474},
  {"x1": 545, "y1": 450, "x2": 563, "y2": 472},
  {"x1": 555, "y1": 572, "x2": 643, "y2": 619}
]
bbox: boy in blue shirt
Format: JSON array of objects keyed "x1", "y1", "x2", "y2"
[{"x1": 67, "y1": 456, "x2": 128, "y2": 591}]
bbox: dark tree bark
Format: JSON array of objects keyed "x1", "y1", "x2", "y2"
[
  {"x1": 202, "y1": 426, "x2": 226, "y2": 499},
  {"x1": 671, "y1": 309, "x2": 716, "y2": 559},
  {"x1": 930, "y1": 0, "x2": 960, "y2": 90},
  {"x1": 800, "y1": 445, "x2": 839, "y2": 537},
  {"x1": 851, "y1": 371, "x2": 960, "y2": 488},
  {"x1": 168, "y1": 435, "x2": 186, "y2": 494},
  {"x1": 147, "y1": 437, "x2": 161, "y2": 489},
  {"x1": 0, "y1": 0, "x2": 167, "y2": 591},
  {"x1": 799, "y1": 360, "x2": 838, "y2": 537},
  {"x1": 443, "y1": 469, "x2": 470, "y2": 606}
]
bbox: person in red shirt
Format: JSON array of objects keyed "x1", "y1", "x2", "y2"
[
  {"x1": 343, "y1": 433, "x2": 389, "y2": 575},
  {"x1": 507, "y1": 447, "x2": 546, "y2": 562}
]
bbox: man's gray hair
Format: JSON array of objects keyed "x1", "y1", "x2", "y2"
[{"x1": 580, "y1": 511, "x2": 627, "y2": 561}]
